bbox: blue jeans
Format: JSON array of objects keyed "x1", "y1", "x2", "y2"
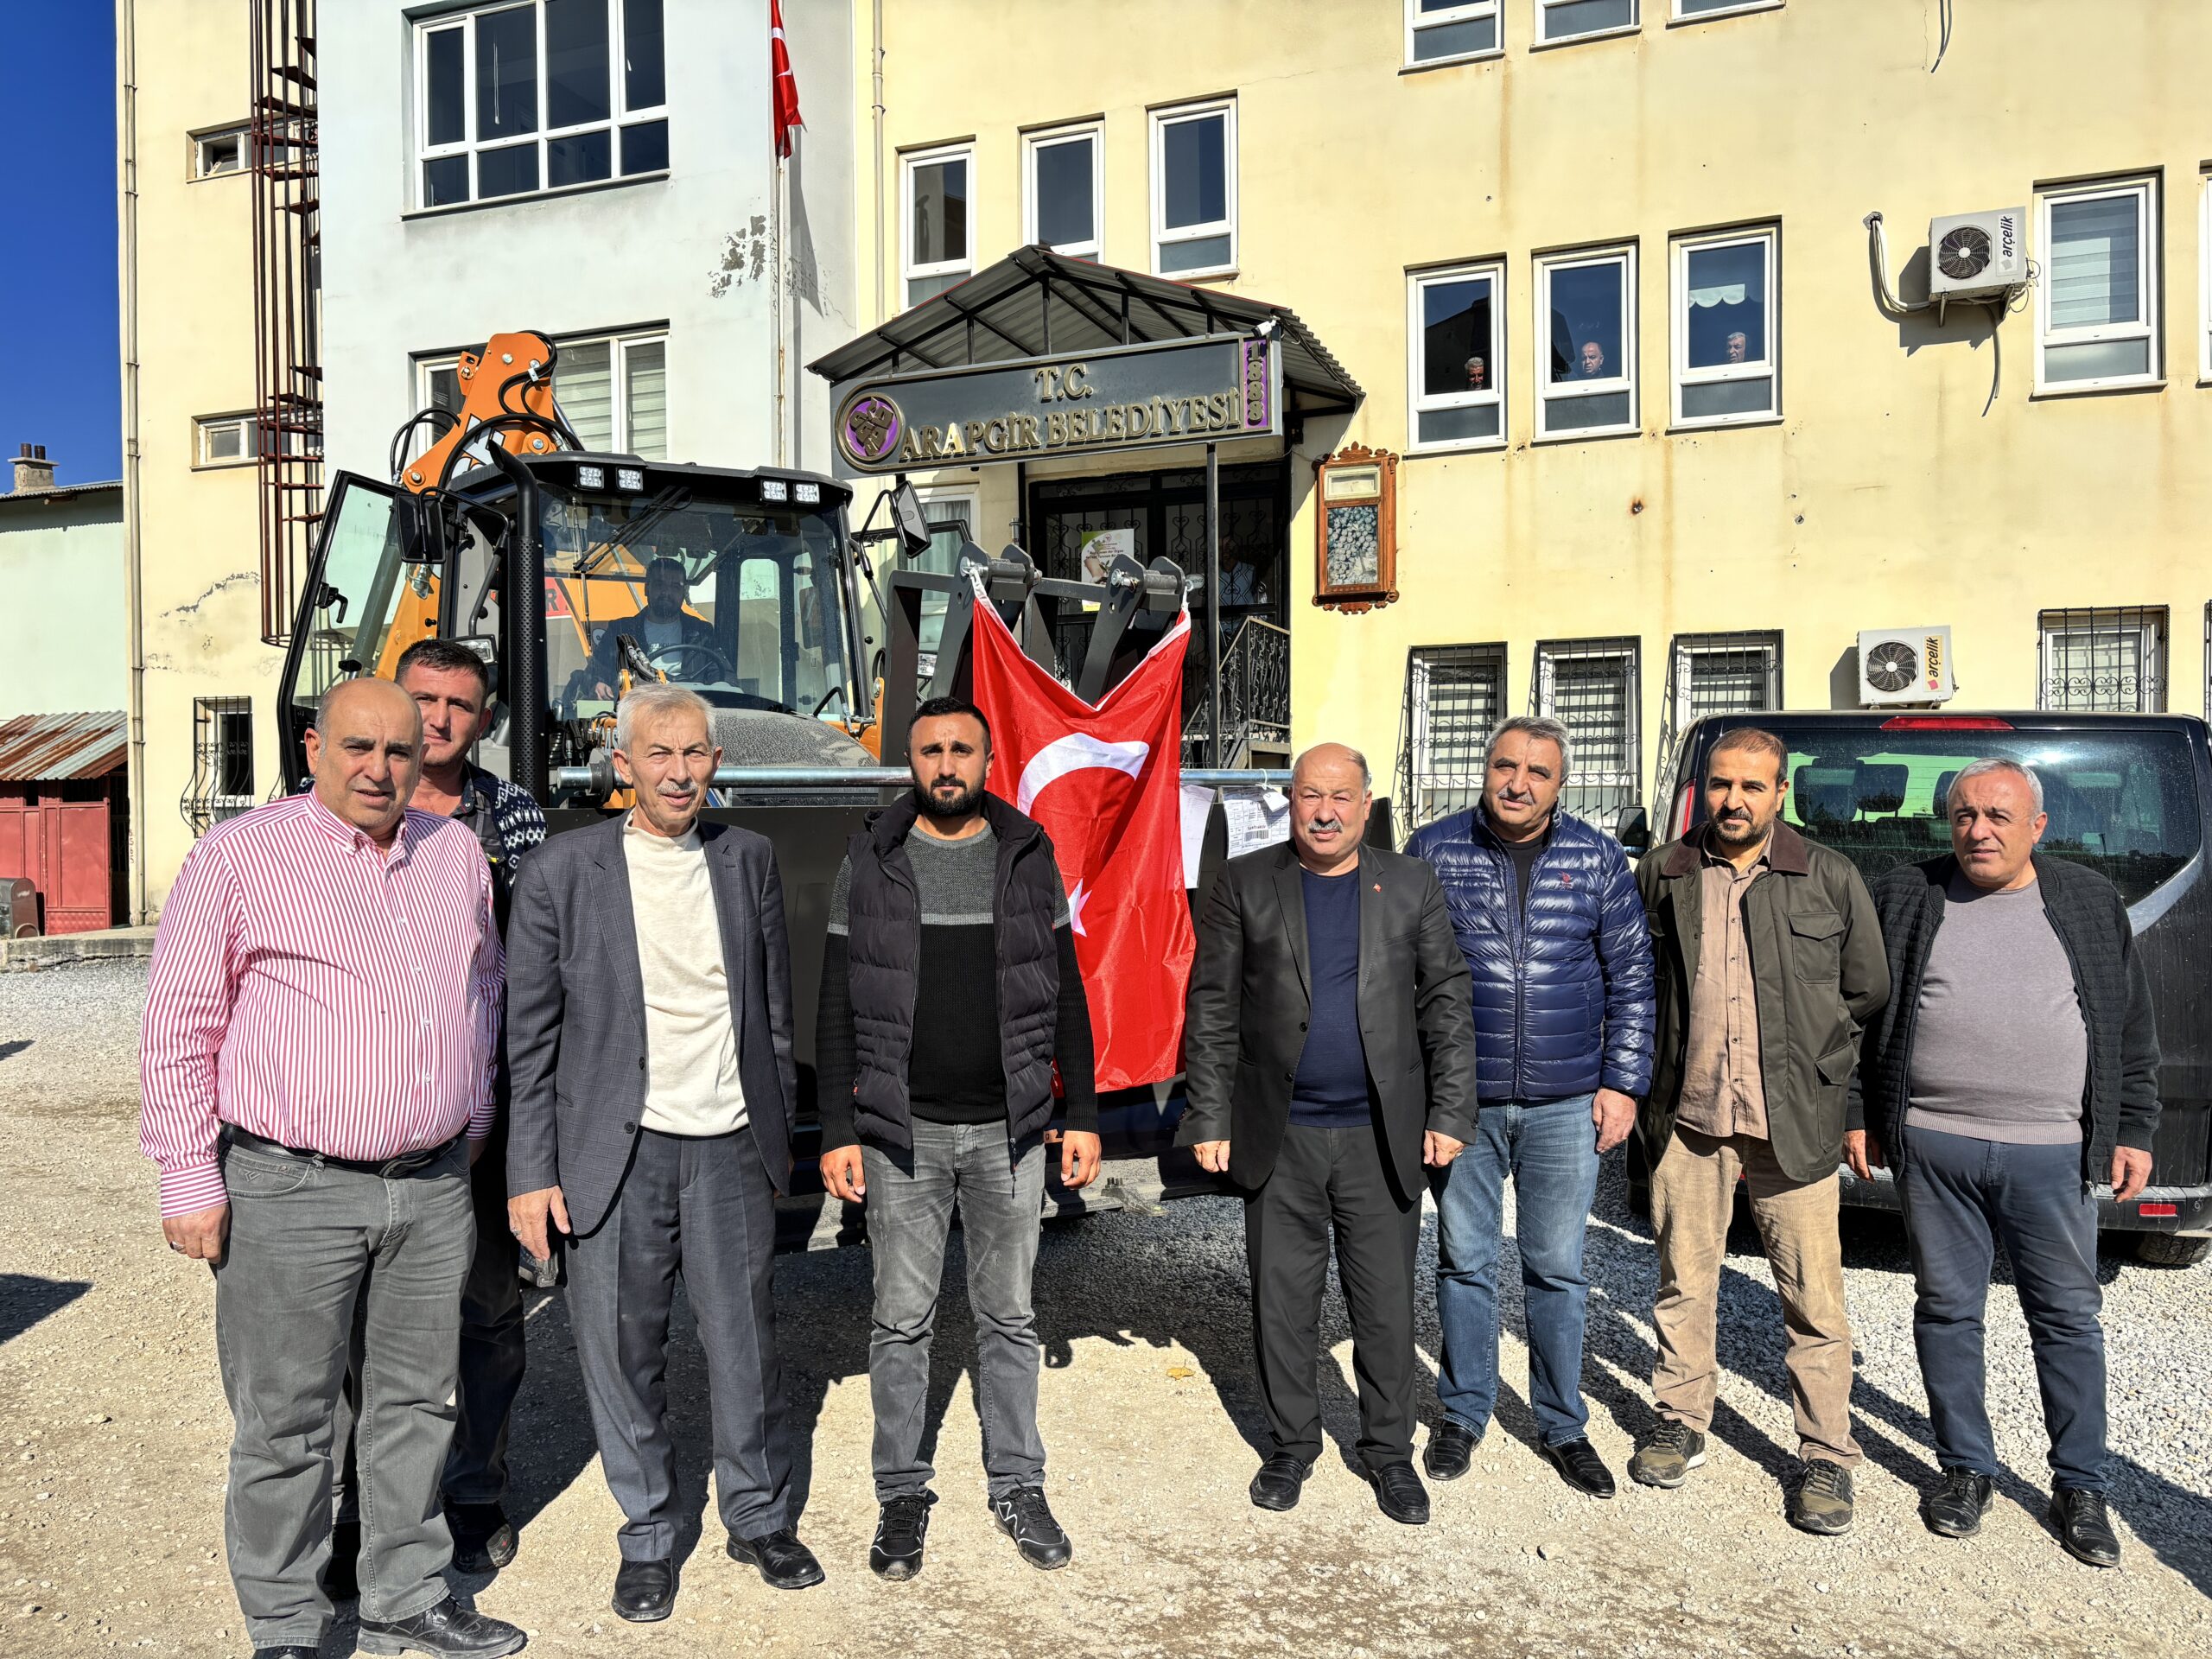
[
  {"x1": 1898, "y1": 1128, "x2": 2108, "y2": 1491},
  {"x1": 1432, "y1": 1094, "x2": 1601, "y2": 1446}
]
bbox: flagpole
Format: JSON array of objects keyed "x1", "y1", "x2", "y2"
[{"x1": 772, "y1": 149, "x2": 787, "y2": 468}]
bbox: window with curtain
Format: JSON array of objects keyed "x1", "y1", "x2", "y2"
[
  {"x1": 2037, "y1": 178, "x2": 2157, "y2": 391},
  {"x1": 1673, "y1": 226, "x2": 1778, "y2": 426}
]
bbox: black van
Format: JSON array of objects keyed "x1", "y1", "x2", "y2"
[{"x1": 1641, "y1": 710, "x2": 2212, "y2": 1265}]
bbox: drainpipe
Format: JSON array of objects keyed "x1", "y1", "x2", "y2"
[
  {"x1": 116, "y1": 0, "x2": 149, "y2": 925},
  {"x1": 871, "y1": 0, "x2": 886, "y2": 327}
]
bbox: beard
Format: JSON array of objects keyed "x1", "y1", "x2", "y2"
[{"x1": 914, "y1": 779, "x2": 984, "y2": 820}]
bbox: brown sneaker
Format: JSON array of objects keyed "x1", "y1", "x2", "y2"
[
  {"x1": 1787, "y1": 1459, "x2": 1856, "y2": 1536},
  {"x1": 1628, "y1": 1421, "x2": 1707, "y2": 1490}
]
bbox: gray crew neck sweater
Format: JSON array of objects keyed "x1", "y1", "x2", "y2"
[{"x1": 1904, "y1": 873, "x2": 2086, "y2": 1145}]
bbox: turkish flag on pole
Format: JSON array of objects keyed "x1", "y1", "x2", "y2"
[
  {"x1": 770, "y1": 0, "x2": 804, "y2": 158},
  {"x1": 969, "y1": 599, "x2": 1196, "y2": 1092}
]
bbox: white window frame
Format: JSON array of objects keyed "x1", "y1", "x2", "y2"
[
  {"x1": 415, "y1": 326, "x2": 671, "y2": 460},
  {"x1": 2034, "y1": 175, "x2": 2159, "y2": 395},
  {"x1": 1150, "y1": 99, "x2": 1238, "y2": 279},
  {"x1": 1670, "y1": 631, "x2": 1780, "y2": 730},
  {"x1": 1405, "y1": 0, "x2": 1503, "y2": 67},
  {"x1": 1535, "y1": 243, "x2": 1638, "y2": 441},
  {"x1": 1536, "y1": 0, "x2": 1640, "y2": 48},
  {"x1": 2037, "y1": 609, "x2": 2167, "y2": 714},
  {"x1": 1407, "y1": 262, "x2": 1507, "y2": 454},
  {"x1": 1670, "y1": 0, "x2": 1783, "y2": 22},
  {"x1": 412, "y1": 0, "x2": 670, "y2": 213},
  {"x1": 2197, "y1": 172, "x2": 2212, "y2": 385},
  {"x1": 194, "y1": 415, "x2": 255, "y2": 467},
  {"x1": 1022, "y1": 123, "x2": 1103, "y2": 259},
  {"x1": 901, "y1": 142, "x2": 976, "y2": 308},
  {"x1": 192, "y1": 124, "x2": 248, "y2": 179},
  {"x1": 1670, "y1": 225, "x2": 1779, "y2": 429}
]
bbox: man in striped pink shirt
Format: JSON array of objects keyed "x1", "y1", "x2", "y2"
[{"x1": 140, "y1": 677, "x2": 525, "y2": 1659}]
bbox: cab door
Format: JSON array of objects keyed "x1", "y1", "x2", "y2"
[{"x1": 276, "y1": 472, "x2": 432, "y2": 791}]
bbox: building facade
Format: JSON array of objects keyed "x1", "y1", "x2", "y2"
[{"x1": 854, "y1": 0, "x2": 2212, "y2": 834}]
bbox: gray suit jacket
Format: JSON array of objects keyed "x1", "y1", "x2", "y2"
[
  {"x1": 1177, "y1": 841, "x2": 1479, "y2": 1196},
  {"x1": 506, "y1": 815, "x2": 799, "y2": 1234}
]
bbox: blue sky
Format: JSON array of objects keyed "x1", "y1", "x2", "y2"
[{"x1": 0, "y1": 8, "x2": 118, "y2": 486}]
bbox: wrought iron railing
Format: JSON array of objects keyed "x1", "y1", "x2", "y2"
[
  {"x1": 1395, "y1": 642, "x2": 1506, "y2": 835},
  {"x1": 1183, "y1": 616, "x2": 1290, "y2": 766},
  {"x1": 2037, "y1": 606, "x2": 2166, "y2": 713}
]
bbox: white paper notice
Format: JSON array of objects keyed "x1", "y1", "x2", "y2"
[
  {"x1": 1221, "y1": 785, "x2": 1290, "y2": 861},
  {"x1": 1179, "y1": 782, "x2": 1215, "y2": 890}
]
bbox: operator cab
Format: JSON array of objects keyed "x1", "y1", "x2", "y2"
[{"x1": 276, "y1": 454, "x2": 868, "y2": 796}]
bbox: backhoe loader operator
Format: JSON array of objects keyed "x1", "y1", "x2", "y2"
[{"x1": 588, "y1": 556, "x2": 719, "y2": 698}]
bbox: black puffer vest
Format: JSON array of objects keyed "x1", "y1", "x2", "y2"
[{"x1": 843, "y1": 791, "x2": 1064, "y2": 1148}]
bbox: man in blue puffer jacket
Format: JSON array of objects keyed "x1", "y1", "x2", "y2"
[{"x1": 1404, "y1": 715, "x2": 1656, "y2": 1497}]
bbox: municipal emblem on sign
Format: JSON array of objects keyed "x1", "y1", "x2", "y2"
[{"x1": 838, "y1": 391, "x2": 903, "y2": 467}]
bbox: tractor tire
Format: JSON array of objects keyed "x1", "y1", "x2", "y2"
[{"x1": 2133, "y1": 1231, "x2": 2211, "y2": 1268}]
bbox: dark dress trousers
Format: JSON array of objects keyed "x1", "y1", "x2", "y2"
[
  {"x1": 1179, "y1": 842, "x2": 1478, "y2": 1468},
  {"x1": 506, "y1": 816, "x2": 801, "y2": 1558}
]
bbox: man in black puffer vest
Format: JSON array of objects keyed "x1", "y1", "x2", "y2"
[{"x1": 817, "y1": 696, "x2": 1100, "y2": 1585}]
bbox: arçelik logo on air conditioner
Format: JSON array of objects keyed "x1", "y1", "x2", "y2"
[{"x1": 1922, "y1": 632, "x2": 1942, "y2": 691}]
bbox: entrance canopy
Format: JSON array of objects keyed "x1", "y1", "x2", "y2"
[{"x1": 809, "y1": 248, "x2": 1363, "y2": 476}]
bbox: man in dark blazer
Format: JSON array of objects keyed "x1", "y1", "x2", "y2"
[
  {"x1": 1179, "y1": 742, "x2": 1478, "y2": 1525},
  {"x1": 506, "y1": 683, "x2": 821, "y2": 1622}
]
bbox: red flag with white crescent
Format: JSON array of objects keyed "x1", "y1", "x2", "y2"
[
  {"x1": 770, "y1": 0, "x2": 804, "y2": 158},
  {"x1": 968, "y1": 599, "x2": 1194, "y2": 1092}
]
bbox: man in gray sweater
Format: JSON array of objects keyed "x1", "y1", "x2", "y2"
[{"x1": 1850, "y1": 758, "x2": 2158, "y2": 1570}]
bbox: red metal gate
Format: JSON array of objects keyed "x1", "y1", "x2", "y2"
[{"x1": 0, "y1": 786, "x2": 118, "y2": 934}]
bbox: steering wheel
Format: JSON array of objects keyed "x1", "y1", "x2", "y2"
[{"x1": 642, "y1": 639, "x2": 736, "y2": 684}]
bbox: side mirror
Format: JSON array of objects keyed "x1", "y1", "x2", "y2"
[
  {"x1": 888, "y1": 480, "x2": 931, "y2": 561},
  {"x1": 1613, "y1": 802, "x2": 1652, "y2": 854}
]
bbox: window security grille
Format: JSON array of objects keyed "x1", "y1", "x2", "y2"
[
  {"x1": 1654, "y1": 630, "x2": 1781, "y2": 798},
  {"x1": 2037, "y1": 607, "x2": 2166, "y2": 713},
  {"x1": 1534, "y1": 637, "x2": 1640, "y2": 821},
  {"x1": 1396, "y1": 644, "x2": 1507, "y2": 835},
  {"x1": 183, "y1": 698, "x2": 256, "y2": 836}
]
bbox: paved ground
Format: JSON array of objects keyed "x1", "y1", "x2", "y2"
[{"x1": 2, "y1": 962, "x2": 2208, "y2": 1658}]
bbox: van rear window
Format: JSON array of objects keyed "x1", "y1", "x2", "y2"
[{"x1": 1691, "y1": 725, "x2": 2202, "y2": 906}]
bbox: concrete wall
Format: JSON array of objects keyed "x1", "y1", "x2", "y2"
[
  {"x1": 320, "y1": 0, "x2": 856, "y2": 490},
  {"x1": 859, "y1": 0, "x2": 2212, "y2": 815},
  {"x1": 122, "y1": 0, "x2": 282, "y2": 913},
  {"x1": 0, "y1": 489, "x2": 126, "y2": 715}
]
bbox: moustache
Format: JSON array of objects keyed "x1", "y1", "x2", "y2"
[{"x1": 1307, "y1": 817, "x2": 1344, "y2": 833}]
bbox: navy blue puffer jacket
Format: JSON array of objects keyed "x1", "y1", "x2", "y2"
[{"x1": 1405, "y1": 805, "x2": 1656, "y2": 1103}]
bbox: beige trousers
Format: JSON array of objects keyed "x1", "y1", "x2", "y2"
[{"x1": 1649, "y1": 1124, "x2": 1861, "y2": 1467}]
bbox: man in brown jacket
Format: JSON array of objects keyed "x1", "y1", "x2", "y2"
[{"x1": 1631, "y1": 728, "x2": 1889, "y2": 1535}]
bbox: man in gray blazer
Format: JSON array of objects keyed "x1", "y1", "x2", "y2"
[
  {"x1": 1179, "y1": 743, "x2": 1478, "y2": 1526},
  {"x1": 507, "y1": 683, "x2": 820, "y2": 1622}
]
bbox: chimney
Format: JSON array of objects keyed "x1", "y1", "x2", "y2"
[{"x1": 10, "y1": 444, "x2": 55, "y2": 494}]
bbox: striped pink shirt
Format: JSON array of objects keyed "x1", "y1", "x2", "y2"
[{"x1": 139, "y1": 791, "x2": 503, "y2": 1218}]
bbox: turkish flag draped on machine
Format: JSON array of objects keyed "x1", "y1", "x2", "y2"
[{"x1": 969, "y1": 597, "x2": 1195, "y2": 1092}]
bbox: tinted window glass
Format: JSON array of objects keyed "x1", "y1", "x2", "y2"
[
  {"x1": 425, "y1": 29, "x2": 467, "y2": 146},
  {"x1": 1163, "y1": 114, "x2": 1226, "y2": 229},
  {"x1": 1422, "y1": 275, "x2": 1494, "y2": 397},
  {"x1": 1548, "y1": 261, "x2": 1624, "y2": 382},
  {"x1": 623, "y1": 0, "x2": 666, "y2": 111},
  {"x1": 476, "y1": 6, "x2": 539, "y2": 141},
  {"x1": 1691, "y1": 722, "x2": 2203, "y2": 906},
  {"x1": 545, "y1": 0, "x2": 611, "y2": 129}
]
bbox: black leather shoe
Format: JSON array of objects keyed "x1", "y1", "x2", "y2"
[
  {"x1": 448, "y1": 1502, "x2": 518, "y2": 1574},
  {"x1": 2051, "y1": 1487, "x2": 2121, "y2": 1567},
  {"x1": 252, "y1": 1648, "x2": 320, "y2": 1658},
  {"x1": 1249, "y1": 1453, "x2": 1313, "y2": 1512},
  {"x1": 1368, "y1": 1460, "x2": 1430, "y2": 1526},
  {"x1": 1423, "y1": 1421, "x2": 1479, "y2": 1482},
  {"x1": 727, "y1": 1526, "x2": 826, "y2": 1590},
  {"x1": 871, "y1": 1491, "x2": 937, "y2": 1580},
  {"x1": 612, "y1": 1555, "x2": 676, "y2": 1622},
  {"x1": 989, "y1": 1485, "x2": 1073, "y2": 1570},
  {"x1": 1540, "y1": 1437, "x2": 1617, "y2": 1499},
  {"x1": 1923, "y1": 1467, "x2": 1994, "y2": 1539},
  {"x1": 356, "y1": 1594, "x2": 526, "y2": 1658},
  {"x1": 321, "y1": 1518, "x2": 360, "y2": 1602}
]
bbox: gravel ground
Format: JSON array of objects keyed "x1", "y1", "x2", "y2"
[{"x1": 1, "y1": 960, "x2": 2208, "y2": 1659}]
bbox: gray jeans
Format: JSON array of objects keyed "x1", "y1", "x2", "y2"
[
  {"x1": 212, "y1": 1135, "x2": 473, "y2": 1649},
  {"x1": 862, "y1": 1122, "x2": 1047, "y2": 1502}
]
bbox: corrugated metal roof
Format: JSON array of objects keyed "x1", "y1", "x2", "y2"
[
  {"x1": 0, "y1": 711, "x2": 128, "y2": 781},
  {"x1": 808, "y1": 247, "x2": 1363, "y2": 416}
]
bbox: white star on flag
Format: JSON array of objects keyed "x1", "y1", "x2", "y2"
[{"x1": 1066, "y1": 879, "x2": 1090, "y2": 937}]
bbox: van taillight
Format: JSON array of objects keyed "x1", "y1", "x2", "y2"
[
  {"x1": 1672, "y1": 781, "x2": 1696, "y2": 838},
  {"x1": 1880, "y1": 716, "x2": 2016, "y2": 731},
  {"x1": 2139, "y1": 1202, "x2": 2179, "y2": 1218}
]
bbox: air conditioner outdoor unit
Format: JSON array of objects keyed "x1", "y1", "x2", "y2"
[
  {"x1": 1858, "y1": 626, "x2": 1957, "y2": 707},
  {"x1": 1926, "y1": 207, "x2": 2028, "y2": 304}
]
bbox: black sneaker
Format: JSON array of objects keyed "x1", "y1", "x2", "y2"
[
  {"x1": 1628, "y1": 1421, "x2": 1707, "y2": 1490},
  {"x1": 1423, "y1": 1421, "x2": 1480, "y2": 1482},
  {"x1": 2050, "y1": 1487, "x2": 2121, "y2": 1568},
  {"x1": 989, "y1": 1485, "x2": 1072, "y2": 1570},
  {"x1": 871, "y1": 1492, "x2": 937, "y2": 1580},
  {"x1": 1786, "y1": 1459, "x2": 1856, "y2": 1536},
  {"x1": 1923, "y1": 1467, "x2": 1994, "y2": 1539}
]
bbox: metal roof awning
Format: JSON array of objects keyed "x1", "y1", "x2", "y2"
[
  {"x1": 0, "y1": 712, "x2": 127, "y2": 782},
  {"x1": 808, "y1": 247, "x2": 1363, "y2": 419}
]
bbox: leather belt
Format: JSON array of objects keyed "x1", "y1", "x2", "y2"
[{"x1": 223, "y1": 1126, "x2": 461, "y2": 1179}]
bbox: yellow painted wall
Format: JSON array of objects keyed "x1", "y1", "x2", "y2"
[
  {"x1": 124, "y1": 0, "x2": 284, "y2": 912},
  {"x1": 856, "y1": 0, "x2": 2212, "y2": 817}
]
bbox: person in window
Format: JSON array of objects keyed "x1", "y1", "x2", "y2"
[
  {"x1": 588, "y1": 556, "x2": 719, "y2": 698},
  {"x1": 1576, "y1": 340, "x2": 1608, "y2": 378},
  {"x1": 1725, "y1": 331, "x2": 1751, "y2": 364},
  {"x1": 1464, "y1": 355, "x2": 1487, "y2": 391}
]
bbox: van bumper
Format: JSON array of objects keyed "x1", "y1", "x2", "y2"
[{"x1": 1840, "y1": 1166, "x2": 2212, "y2": 1236}]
